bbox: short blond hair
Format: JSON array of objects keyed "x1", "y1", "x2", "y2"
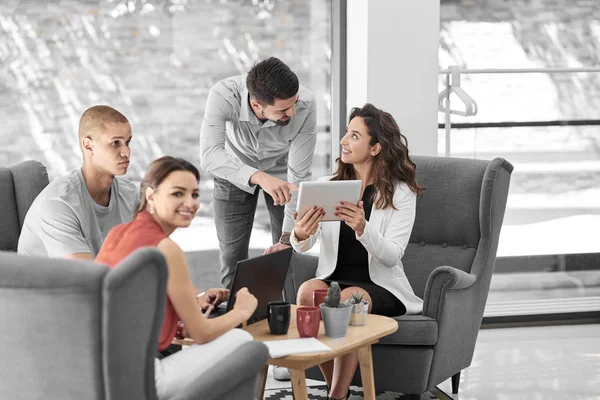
[{"x1": 78, "y1": 105, "x2": 129, "y2": 148}]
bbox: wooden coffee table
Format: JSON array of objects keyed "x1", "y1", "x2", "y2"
[{"x1": 175, "y1": 305, "x2": 398, "y2": 399}]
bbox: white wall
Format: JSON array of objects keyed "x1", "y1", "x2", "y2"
[{"x1": 346, "y1": 0, "x2": 439, "y2": 156}]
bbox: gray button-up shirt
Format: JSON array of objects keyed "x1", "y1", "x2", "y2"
[{"x1": 200, "y1": 75, "x2": 318, "y2": 233}]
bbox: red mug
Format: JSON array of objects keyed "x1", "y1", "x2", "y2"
[
  {"x1": 313, "y1": 289, "x2": 329, "y2": 320},
  {"x1": 313, "y1": 289, "x2": 329, "y2": 307},
  {"x1": 296, "y1": 306, "x2": 320, "y2": 338}
]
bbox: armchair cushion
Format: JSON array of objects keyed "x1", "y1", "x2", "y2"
[
  {"x1": 379, "y1": 315, "x2": 438, "y2": 346},
  {"x1": 0, "y1": 167, "x2": 20, "y2": 251},
  {"x1": 401, "y1": 242, "x2": 477, "y2": 299},
  {"x1": 0, "y1": 160, "x2": 49, "y2": 251},
  {"x1": 283, "y1": 253, "x2": 319, "y2": 303},
  {"x1": 9, "y1": 160, "x2": 50, "y2": 228},
  {"x1": 0, "y1": 252, "x2": 109, "y2": 400}
]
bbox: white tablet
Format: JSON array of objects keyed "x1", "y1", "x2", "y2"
[{"x1": 296, "y1": 180, "x2": 362, "y2": 222}]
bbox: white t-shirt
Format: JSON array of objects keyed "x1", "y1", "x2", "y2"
[{"x1": 18, "y1": 168, "x2": 138, "y2": 258}]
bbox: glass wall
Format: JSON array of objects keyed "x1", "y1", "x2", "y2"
[
  {"x1": 439, "y1": 0, "x2": 600, "y2": 317},
  {"x1": 0, "y1": 0, "x2": 333, "y2": 253}
]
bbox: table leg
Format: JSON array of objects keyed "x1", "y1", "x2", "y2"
[
  {"x1": 358, "y1": 345, "x2": 376, "y2": 400},
  {"x1": 256, "y1": 365, "x2": 268, "y2": 400},
  {"x1": 289, "y1": 368, "x2": 308, "y2": 400}
]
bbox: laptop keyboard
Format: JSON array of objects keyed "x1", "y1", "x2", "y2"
[
  {"x1": 206, "y1": 310, "x2": 262, "y2": 325},
  {"x1": 207, "y1": 310, "x2": 226, "y2": 319}
]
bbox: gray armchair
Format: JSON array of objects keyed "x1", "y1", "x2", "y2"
[
  {"x1": 0, "y1": 248, "x2": 269, "y2": 400},
  {"x1": 0, "y1": 160, "x2": 49, "y2": 251},
  {"x1": 283, "y1": 156, "x2": 513, "y2": 398}
]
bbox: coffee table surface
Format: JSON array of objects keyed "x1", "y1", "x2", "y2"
[
  {"x1": 174, "y1": 305, "x2": 398, "y2": 368},
  {"x1": 246, "y1": 305, "x2": 397, "y2": 367}
]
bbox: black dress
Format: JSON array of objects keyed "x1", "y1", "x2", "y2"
[{"x1": 325, "y1": 185, "x2": 406, "y2": 316}]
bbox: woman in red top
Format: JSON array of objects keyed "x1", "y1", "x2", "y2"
[{"x1": 96, "y1": 156, "x2": 258, "y2": 400}]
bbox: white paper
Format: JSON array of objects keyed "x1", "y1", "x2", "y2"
[{"x1": 262, "y1": 337, "x2": 332, "y2": 358}]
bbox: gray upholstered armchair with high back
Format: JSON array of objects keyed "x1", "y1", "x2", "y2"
[
  {"x1": 0, "y1": 160, "x2": 49, "y2": 251},
  {"x1": 0, "y1": 248, "x2": 269, "y2": 400},
  {"x1": 283, "y1": 155, "x2": 513, "y2": 398}
]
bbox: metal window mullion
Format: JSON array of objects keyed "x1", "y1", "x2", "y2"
[{"x1": 330, "y1": 0, "x2": 347, "y2": 173}]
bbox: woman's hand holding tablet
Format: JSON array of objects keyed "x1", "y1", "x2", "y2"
[
  {"x1": 334, "y1": 200, "x2": 366, "y2": 236},
  {"x1": 292, "y1": 206, "x2": 325, "y2": 241}
]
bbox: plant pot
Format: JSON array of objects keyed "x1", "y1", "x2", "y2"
[
  {"x1": 349, "y1": 301, "x2": 369, "y2": 326},
  {"x1": 319, "y1": 302, "x2": 352, "y2": 338}
]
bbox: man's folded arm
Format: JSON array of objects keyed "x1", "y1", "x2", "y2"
[{"x1": 37, "y1": 199, "x2": 94, "y2": 259}]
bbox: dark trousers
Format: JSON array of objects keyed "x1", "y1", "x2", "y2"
[
  {"x1": 156, "y1": 344, "x2": 182, "y2": 360},
  {"x1": 213, "y1": 177, "x2": 285, "y2": 289}
]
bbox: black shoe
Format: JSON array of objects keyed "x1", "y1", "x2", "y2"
[{"x1": 328, "y1": 388, "x2": 350, "y2": 400}]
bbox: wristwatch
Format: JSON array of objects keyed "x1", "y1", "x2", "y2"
[{"x1": 278, "y1": 233, "x2": 291, "y2": 246}]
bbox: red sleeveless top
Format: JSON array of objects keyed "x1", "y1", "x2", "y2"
[{"x1": 96, "y1": 210, "x2": 178, "y2": 351}]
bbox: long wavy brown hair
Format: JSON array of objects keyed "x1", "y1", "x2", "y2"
[{"x1": 331, "y1": 103, "x2": 424, "y2": 210}]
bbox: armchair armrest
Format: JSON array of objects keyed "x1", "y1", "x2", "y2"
[
  {"x1": 170, "y1": 341, "x2": 269, "y2": 400},
  {"x1": 422, "y1": 266, "x2": 477, "y2": 320},
  {"x1": 420, "y1": 266, "x2": 490, "y2": 382}
]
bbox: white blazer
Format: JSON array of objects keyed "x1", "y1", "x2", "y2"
[{"x1": 290, "y1": 176, "x2": 423, "y2": 315}]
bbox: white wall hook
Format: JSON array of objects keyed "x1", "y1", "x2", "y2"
[{"x1": 438, "y1": 65, "x2": 478, "y2": 117}]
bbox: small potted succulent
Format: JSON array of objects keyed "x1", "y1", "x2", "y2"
[
  {"x1": 319, "y1": 282, "x2": 353, "y2": 338},
  {"x1": 349, "y1": 291, "x2": 369, "y2": 326}
]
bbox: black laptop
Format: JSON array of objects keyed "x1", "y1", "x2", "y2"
[{"x1": 210, "y1": 247, "x2": 293, "y2": 325}]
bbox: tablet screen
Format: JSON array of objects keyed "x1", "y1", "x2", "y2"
[{"x1": 296, "y1": 180, "x2": 362, "y2": 222}]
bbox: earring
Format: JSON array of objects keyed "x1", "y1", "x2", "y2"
[{"x1": 150, "y1": 205, "x2": 155, "y2": 214}]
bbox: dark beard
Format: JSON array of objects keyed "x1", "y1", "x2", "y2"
[
  {"x1": 274, "y1": 118, "x2": 291, "y2": 126},
  {"x1": 261, "y1": 110, "x2": 291, "y2": 126}
]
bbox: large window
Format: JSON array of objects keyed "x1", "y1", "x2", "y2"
[
  {"x1": 0, "y1": 0, "x2": 333, "y2": 253},
  {"x1": 440, "y1": 0, "x2": 600, "y2": 319}
]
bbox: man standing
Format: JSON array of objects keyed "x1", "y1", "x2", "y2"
[
  {"x1": 200, "y1": 57, "x2": 317, "y2": 289},
  {"x1": 18, "y1": 105, "x2": 138, "y2": 260}
]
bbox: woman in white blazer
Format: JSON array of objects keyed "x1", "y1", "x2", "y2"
[{"x1": 290, "y1": 103, "x2": 424, "y2": 400}]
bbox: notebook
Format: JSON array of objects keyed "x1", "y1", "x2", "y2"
[{"x1": 263, "y1": 338, "x2": 332, "y2": 358}]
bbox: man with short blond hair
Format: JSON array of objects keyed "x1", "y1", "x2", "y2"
[{"x1": 18, "y1": 105, "x2": 138, "y2": 260}]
